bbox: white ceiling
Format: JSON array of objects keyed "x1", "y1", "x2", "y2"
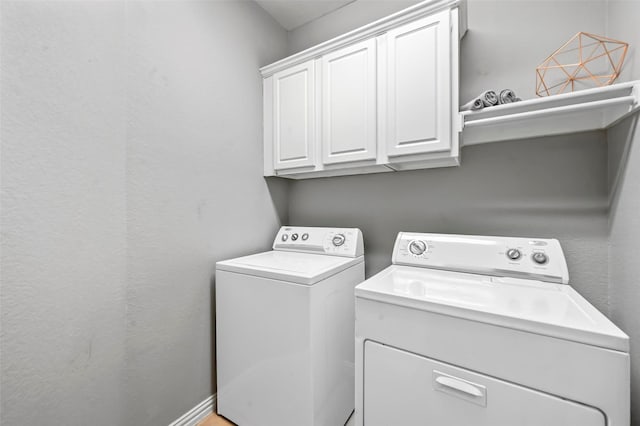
[{"x1": 255, "y1": 0, "x2": 356, "y2": 31}]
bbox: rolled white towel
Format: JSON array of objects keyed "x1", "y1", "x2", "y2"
[
  {"x1": 479, "y1": 90, "x2": 498, "y2": 106},
  {"x1": 460, "y1": 97, "x2": 484, "y2": 111},
  {"x1": 461, "y1": 90, "x2": 498, "y2": 111},
  {"x1": 498, "y1": 89, "x2": 519, "y2": 104}
]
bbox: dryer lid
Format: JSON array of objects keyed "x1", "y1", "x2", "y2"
[
  {"x1": 217, "y1": 250, "x2": 363, "y2": 285},
  {"x1": 355, "y1": 265, "x2": 629, "y2": 352}
]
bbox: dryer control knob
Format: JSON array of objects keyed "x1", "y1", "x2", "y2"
[
  {"x1": 532, "y1": 252, "x2": 548, "y2": 265},
  {"x1": 506, "y1": 248, "x2": 522, "y2": 260},
  {"x1": 332, "y1": 234, "x2": 346, "y2": 247},
  {"x1": 409, "y1": 240, "x2": 427, "y2": 256}
]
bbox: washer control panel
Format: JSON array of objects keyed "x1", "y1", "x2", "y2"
[
  {"x1": 392, "y1": 232, "x2": 569, "y2": 284},
  {"x1": 273, "y1": 226, "x2": 364, "y2": 258}
]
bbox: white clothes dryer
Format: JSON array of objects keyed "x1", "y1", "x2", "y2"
[
  {"x1": 216, "y1": 226, "x2": 364, "y2": 426},
  {"x1": 355, "y1": 232, "x2": 629, "y2": 426}
]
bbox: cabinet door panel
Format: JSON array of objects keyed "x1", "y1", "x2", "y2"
[
  {"x1": 273, "y1": 61, "x2": 315, "y2": 170},
  {"x1": 386, "y1": 10, "x2": 451, "y2": 157},
  {"x1": 322, "y1": 39, "x2": 377, "y2": 165}
]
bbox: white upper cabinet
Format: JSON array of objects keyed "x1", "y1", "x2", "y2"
[
  {"x1": 322, "y1": 39, "x2": 377, "y2": 165},
  {"x1": 385, "y1": 10, "x2": 452, "y2": 158},
  {"x1": 272, "y1": 60, "x2": 316, "y2": 171},
  {"x1": 261, "y1": 0, "x2": 467, "y2": 179}
]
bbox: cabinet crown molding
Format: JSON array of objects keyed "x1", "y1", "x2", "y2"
[{"x1": 260, "y1": 0, "x2": 466, "y2": 78}]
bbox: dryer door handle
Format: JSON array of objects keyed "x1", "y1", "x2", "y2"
[
  {"x1": 433, "y1": 371, "x2": 487, "y2": 407},
  {"x1": 435, "y1": 375, "x2": 482, "y2": 396}
]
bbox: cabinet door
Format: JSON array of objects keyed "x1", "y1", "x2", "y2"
[
  {"x1": 322, "y1": 39, "x2": 377, "y2": 165},
  {"x1": 273, "y1": 60, "x2": 316, "y2": 171},
  {"x1": 385, "y1": 10, "x2": 452, "y2": 158},
  {"x1": 364, "y1": 341, "x2": 605, "y2": 426}
]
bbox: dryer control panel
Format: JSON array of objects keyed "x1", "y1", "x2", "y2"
[
  {"x1": 392, "y1": 233, "x2": 569, "y2": 284},
  {"x1": 273, "y1": 226, "x2": 364, "y2": 258}
]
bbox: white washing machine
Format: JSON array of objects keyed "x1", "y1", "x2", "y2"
[
  {"x1": 216, "y1": 226, "x2": 364, "y2": 426},
  {"x1": 355, "y1": 232, "x2": 629, "y2": 426}
]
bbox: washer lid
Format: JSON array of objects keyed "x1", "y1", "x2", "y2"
[
  {"x1": 216, "y1": 250, "x2": 363, "y2": 285},
  {"x1": 355, "y1": 265, "x2": 629, "y2": 352}
]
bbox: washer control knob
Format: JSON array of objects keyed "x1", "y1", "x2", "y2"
[
  {"x1": 409, "y1": 240, "x2": 427, "y2": 256},
  {"x1": 301, "y1": 233, "x2": 309, "y2": 241},
  {"x1": 332, "y1": 234, "x2": 346, "y2": 247},
  {"x1": 532, "y1": 252, "x2": 548, "y2": 265},
  {"x1": 281, "y1": 234, "x2": 288, "y2": 242},
  {"x1": 291, "y1": 233, "x2": 299, "y2": 241},
  {"x1": 506, "y1": 248, "x2": 522, "y2": 261}
]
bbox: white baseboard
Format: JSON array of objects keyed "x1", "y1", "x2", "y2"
[{"x1": 168, "y1": 394, "x2": 216, "y2": 426}]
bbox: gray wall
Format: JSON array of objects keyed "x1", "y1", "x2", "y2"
[
  {"x1": 287, "y1": 0, "x2": 610, "y2": 313},
  {"x1": 1, "y1": 2, "x2": 128, "y2": 424},
  {"x1": 289, "y1": 134, "x2": 610, "y2": 312},
  {"x1": 459, "y1": 0, "x2": 606, "y2": 101},
  {"x1": 289, "y1": 0, "x2": 608, "y2": 101},
  {"x1": 0, "y1": 1, "x2": 288, "y2": 425},
  {"x1": 287, "y1": 0, "x2": 421, "y2": 54},
  {"x1": 607, "y1": 1, "x2": 640, "y2": 424},
  {"x1": 124, "y1": 2, "x2": 288, "y2": 425}
]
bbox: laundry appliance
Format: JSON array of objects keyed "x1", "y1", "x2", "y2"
[
  {"x1": 216, "y1": 226, "x2": 364, "y2": 426},
  {"x1": 354, "y1": 232, "x2": 629, "y2": 426}
]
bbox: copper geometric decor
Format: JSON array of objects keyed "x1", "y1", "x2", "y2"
[{"x1": 536, "y1": 32, "x2": 628, "y2": 97}]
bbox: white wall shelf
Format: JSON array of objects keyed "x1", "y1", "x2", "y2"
[{"x1": 460, "y1": 80, "x2": 640, "y2": 146}]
